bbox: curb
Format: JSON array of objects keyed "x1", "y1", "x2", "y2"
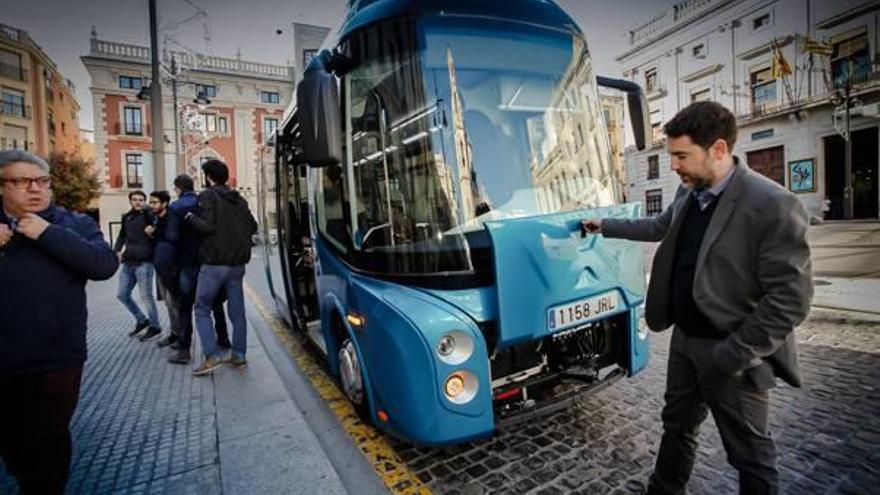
[{"x1": 244, "y1": 289, "x2": 391, "y2": 495}]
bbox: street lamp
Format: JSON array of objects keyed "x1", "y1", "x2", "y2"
[
  {"x1": 831, "y1": 76, "x2": 855, "y2": 220},
  {"x1": 166, "y1": 55, "x2": 213, "y2": 176}
]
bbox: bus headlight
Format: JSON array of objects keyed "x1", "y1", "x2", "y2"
[
  {"x1": 437, "y1": 335, "x2": 455, "y2": 356},
  {"x1": 436, "y1": 330, "x2": 473, "y2": 365},
  {"x1": 444, "y1": 371, "x2": 478, "y2": 404}
]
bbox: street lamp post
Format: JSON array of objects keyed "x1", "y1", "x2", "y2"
[
  {"x1": 170, "y1": 56, "x2": 181, "y2": 176},
  {"x1": 843, "y1": 79, "x2": 854, "y2": 220},
  {"x1": 148, "y1": 0, "x2": 166, "y2": 188}
]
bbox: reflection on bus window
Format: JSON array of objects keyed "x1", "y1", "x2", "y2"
[
  {"x1": 316, "y1": 163, "x2": 351, "y2": 253},
  {"x1": 339, "y1": 16, "x2": 620, "y2": 276}
]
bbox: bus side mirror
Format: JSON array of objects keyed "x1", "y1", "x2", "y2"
[
  {"x1": 297, "y1": 50, "x2": 343, "y2": 167},
  {"x1": 597, "y1": 76, "x2": 652, "y2": 151}
]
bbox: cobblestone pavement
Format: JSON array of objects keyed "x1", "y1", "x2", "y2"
[
  {"x1": 242, "y1": 254, "x2": 880, "y2": 495},
  {"x1": 385, "y1": 309, "x2": 880, "y2": 495},
  {"x1": 1, "y1": 278, "x2": 222, "y2": 495}
]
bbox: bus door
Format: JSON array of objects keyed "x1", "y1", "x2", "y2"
[{"x1": 277, "y1": 122, "x2": 320, "y2": 331}]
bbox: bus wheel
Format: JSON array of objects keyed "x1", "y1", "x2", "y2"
[{"x1": 339, "y1": 338, "x2": 370, "y2": 420}]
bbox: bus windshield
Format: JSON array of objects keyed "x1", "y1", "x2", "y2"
[{"x1": 340, "y1": 18, "x2": 620, "y2": 276}]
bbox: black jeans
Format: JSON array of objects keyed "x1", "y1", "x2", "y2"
[
  {"x1": 648, "y1": 328, "x2": 778, "y2": 495},
  {"x1": 0, "y1": 365, "x2": 83, "y2": 495}
]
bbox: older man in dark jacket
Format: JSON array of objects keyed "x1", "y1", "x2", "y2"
[{"x1": 0, "y1": 149, "x2": 118, "y2": 494}]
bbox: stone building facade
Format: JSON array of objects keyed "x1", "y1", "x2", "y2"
[
  {"x1": 618, "y1": 0, "x2": 879, "y2": 221},
  {"x1": 1, "y1": 23, "x2": 81, "y2": 157},
  {"x1": 82, "y1": 32, "x2": 295, "y2": 234}
]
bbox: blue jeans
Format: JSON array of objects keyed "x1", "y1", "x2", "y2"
[
  {"x1": 117, "y1": 262, "x2": 159, "y2": 327},
  {"x1": 178, "y1": 265, "x2": 229, "y2": 348},
  {"x1": 194, "y1": 265, "x2": 246, "y2": 359}
]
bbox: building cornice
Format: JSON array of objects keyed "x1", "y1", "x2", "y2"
[
  {"x1": 736, "y1": 35, "x2": 794, "y2": 60},
  {"x1": 616, "y1": 0, "x2": 742, "y2": 62},
  {"x1": 680, "y1": 63, "x2": 724, "y2": 83},
  {"x1": 86, "y1": 38, "x2": 294, "y2": 83},
  {"x1": 816, "y1": 1, "x2": 880, "y2": 30}
]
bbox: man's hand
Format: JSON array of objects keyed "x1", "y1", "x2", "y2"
[
  {"x1": 0, "y1": 223, "x2": 12, "y2": 247},
  {"x1": 16, "y1": 213, "x2": 50, "y2": 240},
  {"x1": 580, "y1": 219, "x2": 603, "y2": 237},
  {"x1": 117, "y1": 251, "x2": 123, "y2": 262},
  {"x1": 144, "y1": 225, "x2": 156, "y2": 237}
]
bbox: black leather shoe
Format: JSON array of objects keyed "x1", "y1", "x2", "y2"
[
  {"x1": 169, "y1": 340, "x2": 188, "y2": 351},
  {"x1": 157, "y1": 334, "x2": 179, "y2": 348},
  {"x1": 139, "y1": 326, "x2": 162, "y2": 342},
  {"x1": 168, "y1": 350, "x2": 192, "y2": 365},
  {"x1": 128, "y1": 320, "x2": 150, "y2": 337}
]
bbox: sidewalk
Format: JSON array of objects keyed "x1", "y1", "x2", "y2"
[
  {"x1": 813, "y1": 277, "x2": 880, "y2": 314},
  {"x1": 0, "y1": 273, "x2": 360, "y2": 495},
  {"x1": 639, "y1": 220, "x2": 880, "y2": 315}
]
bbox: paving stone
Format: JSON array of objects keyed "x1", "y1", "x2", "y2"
[
  {"x1": 407, "y1": 308, "x2": 880, "y2": 495},
  {"x1": 0, "y1": 279, "x2": 221, "y2": 495}
]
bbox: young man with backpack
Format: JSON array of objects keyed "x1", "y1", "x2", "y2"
[{"x1": 184, "y1": 160, "x2": 257, "y2": 375}]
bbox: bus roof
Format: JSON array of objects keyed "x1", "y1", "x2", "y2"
[
  {"x1": 340, "y1": 0, "x2": 580, "y2": 41},
  {"x1": 282, "y1": 0, "x2": 581, "y2": 128}
]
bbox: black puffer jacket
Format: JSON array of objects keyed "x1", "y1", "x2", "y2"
[
  {"x1": 187, "y1": 185, "x2": 257, "y2": 266},
  {"x1": 114, "y1": 209, "x2": 156, "y2": 262}
]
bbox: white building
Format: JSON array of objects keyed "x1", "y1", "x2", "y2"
[{"x1": 618, "y1": 0, "x2": 879, "y2": 221}]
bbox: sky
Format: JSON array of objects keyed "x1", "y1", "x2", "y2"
[{"x1": 2, "y1": 0, "x2": 673, "y2": 133}]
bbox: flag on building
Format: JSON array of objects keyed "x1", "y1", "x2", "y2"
[
  {"x1": 772, "y1": 46, "x2": 793, "y2": 78},
  {"x1": 804, "y1": 38, "x2": 833, "y2": 56}
]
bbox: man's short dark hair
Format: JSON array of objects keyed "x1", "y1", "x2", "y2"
[
  {"x1": 128, "y1": 190, "x2": 146, "y2": 200},
  {"x1": 663, "y1": 101, "x2": 737, "y2": 151},
  {"x1": 150, "y1": 190, "x2": 171, "y2": 204},
  {"x1": 173, "y1": 174, "x2": 194, "y2": 192},
  {"x1": 201, "y1": 159, "x2": 229, "y2": 185}
]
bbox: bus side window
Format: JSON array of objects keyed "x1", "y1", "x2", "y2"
[{"x1": 316, "y1": 163, "x2": 353, "y2": 253}]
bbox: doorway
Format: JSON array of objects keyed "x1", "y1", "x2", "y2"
[{"x1": 824, "y1": 127, "x2": 879, "y2": 220}]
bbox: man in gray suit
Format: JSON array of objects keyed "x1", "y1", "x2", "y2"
[{"x1": 582, "y1": 101, "x2": 812, "y2": 494}]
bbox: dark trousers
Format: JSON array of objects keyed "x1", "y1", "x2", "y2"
[
  {"x1": 648, "y1": 328, "x2": 777, "y2": 495},
  {"x1": 0, "y1": 366, "x2": 83, "y2": 495},
  {"x1": 178, "y1": 264, "x2": 228, "y2": 347}
]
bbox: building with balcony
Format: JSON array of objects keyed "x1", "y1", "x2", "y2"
[
  {"x1": 81, "y1": 26, "x2": 327, "y2": 235},
  {"x1": 618, "y1": 0, "x2": 879, "y2": 220},
  {"x1": 1, "y1": 23, "x2": 81, "y2": 156}
]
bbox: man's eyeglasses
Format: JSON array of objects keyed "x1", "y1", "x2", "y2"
[{"x1": 0, "y1": 176, "x2": 52, "y2": 190}]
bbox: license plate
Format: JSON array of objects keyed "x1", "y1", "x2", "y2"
[{"x1": 547, "y1": 291, "x2": 620, "y2": 332}]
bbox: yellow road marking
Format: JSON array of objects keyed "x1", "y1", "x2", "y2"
[{"x1": 244, "y1": 283, "x2": 433, "y2": 495}]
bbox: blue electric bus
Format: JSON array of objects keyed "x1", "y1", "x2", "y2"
[{"x1": 257, "y1": 0, "x2": 653, "y2": 445}]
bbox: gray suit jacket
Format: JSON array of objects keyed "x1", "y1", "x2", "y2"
[{"x1": 603, "y1": 158, "x2": 813, "y2": 388}]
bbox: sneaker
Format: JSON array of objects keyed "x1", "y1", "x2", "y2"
[
  {"x1": 168, "y1": 349, "x2": 192, "y2": 365},
  {"x1": 217, "y1": 337, "x2": 232, "y2": 350},
  {"x1": 157, "y1": 334, "x2": 179, "y2": 348},
  {"x1": 192, "y1": 356, "x2": 225, "y2": 377},
  {"x1": 139, "y1": 326, "x2": 162, "y2": 342},
  {"x1": 128, "y1": 320, "x2": 150, "y2": 337},
  {"x1": 225, "y1": 354, "x2": 247, "y2": 368}
]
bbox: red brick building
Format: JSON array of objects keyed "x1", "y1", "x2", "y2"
[{"x1": 81, "y1": 32, "x2": 293, "y2": 234}]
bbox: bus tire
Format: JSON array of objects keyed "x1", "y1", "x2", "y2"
[{"x1": 338, "y1": 337, "x2": 371, "y2": 421}]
